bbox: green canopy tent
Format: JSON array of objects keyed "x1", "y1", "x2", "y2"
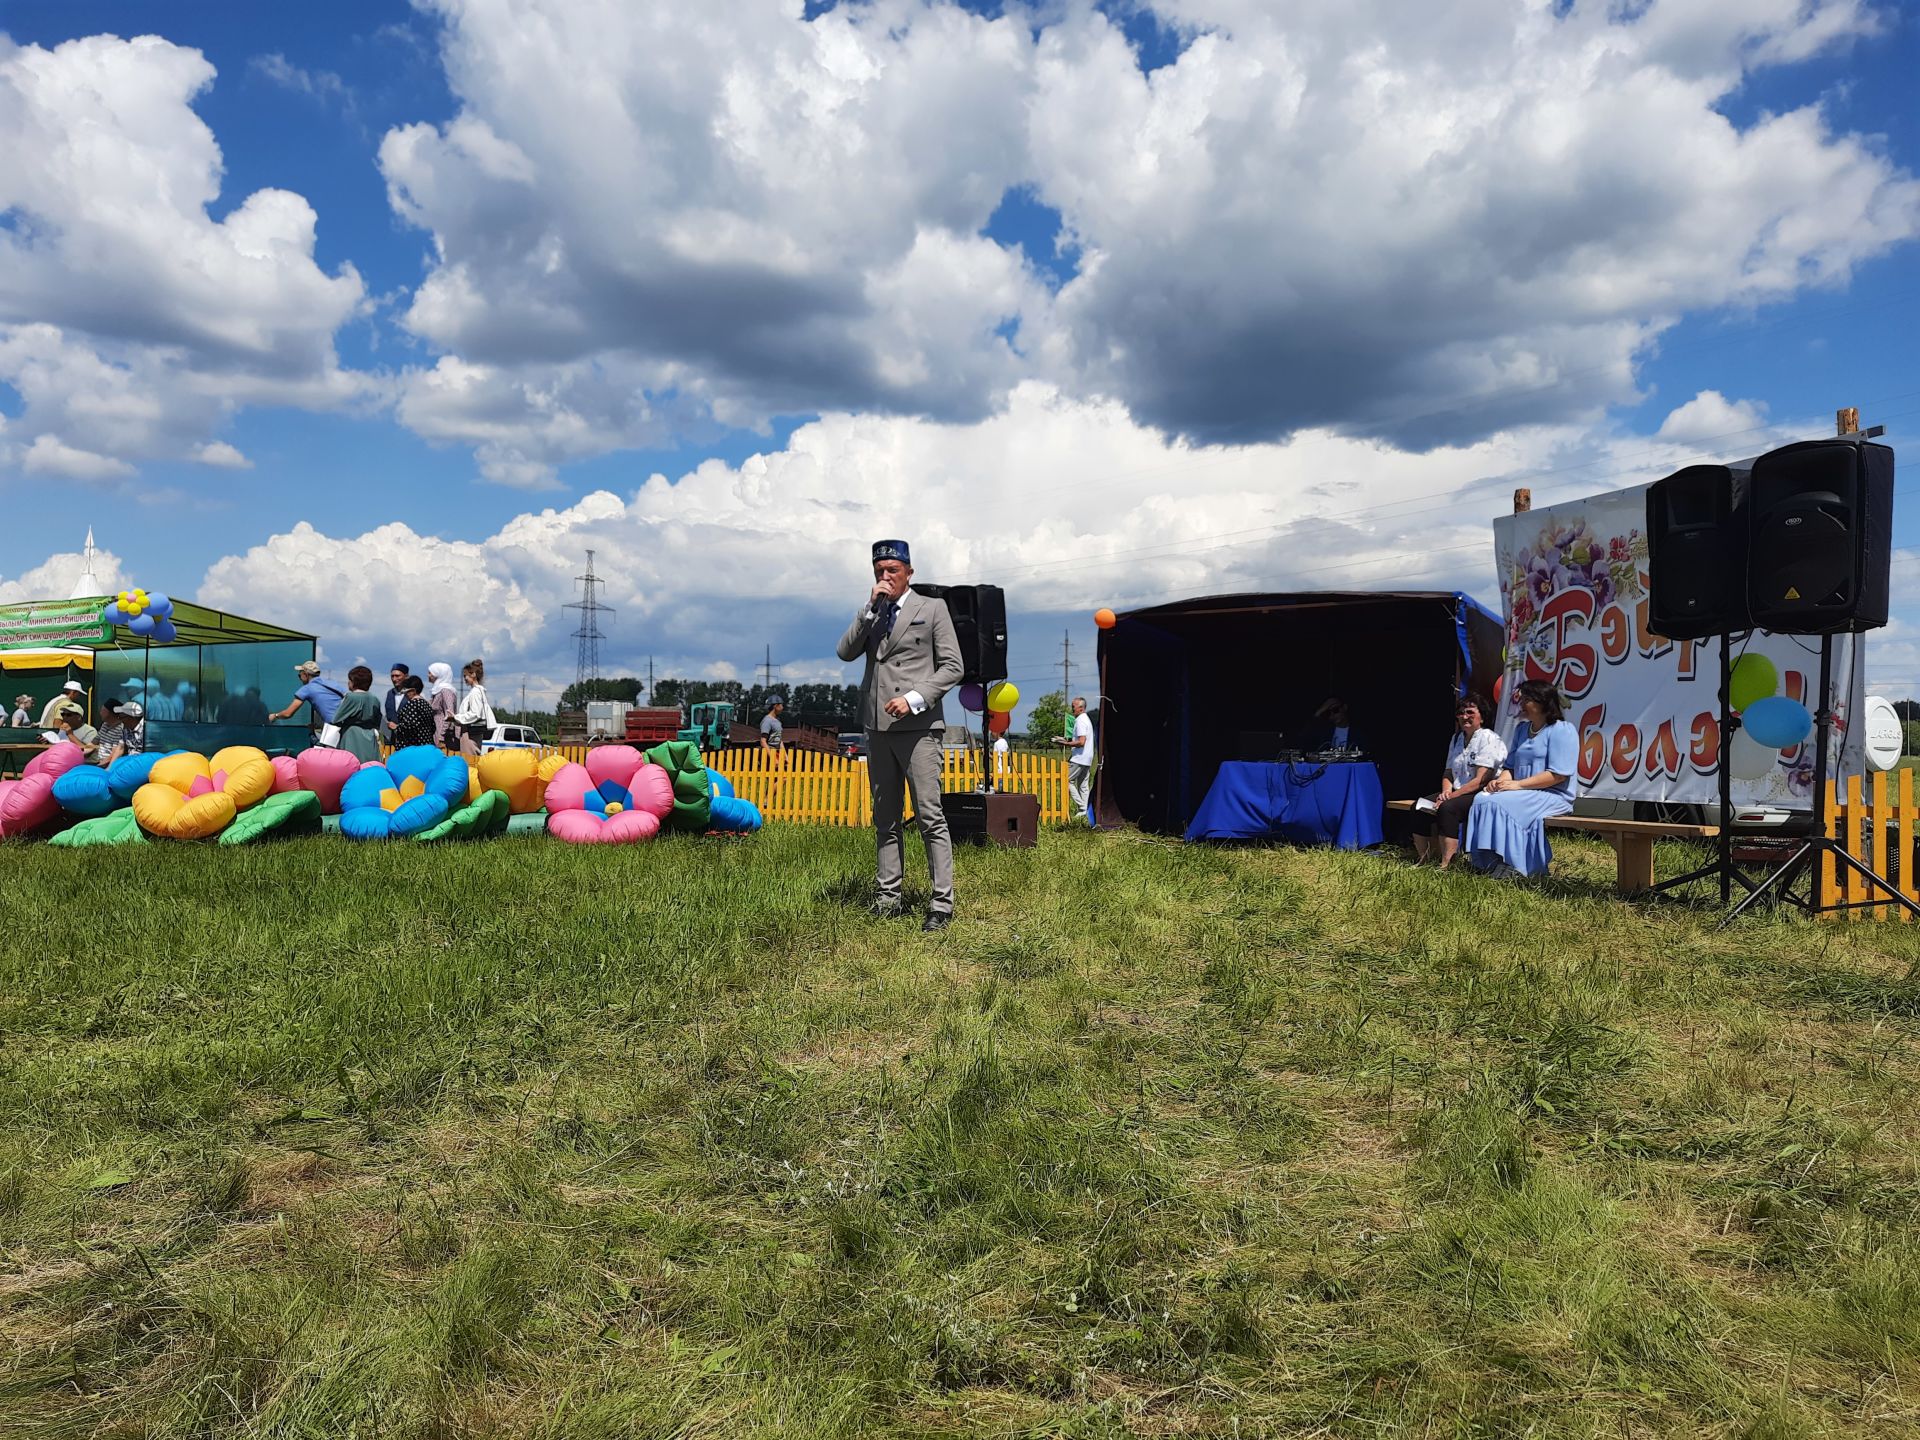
[{"x1": 0, "y1": 595, "x2": 318, "y2": 765}]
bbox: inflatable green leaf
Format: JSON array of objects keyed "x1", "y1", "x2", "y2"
[
  {"x1": 643, "y1": 740, "x2": 713, "y2": 832},
  {"x1": 219, "y1": 789, "x2": 324, "y2": 845},
  {"x1": 48, "y1": 808, "x2": 147, "y2": 848}
]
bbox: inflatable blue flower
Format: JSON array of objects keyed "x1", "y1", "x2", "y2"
[
  {"x1": 51, "y1": 751, "x2": 166, "y2": 818},
  {"x1": 705, "y1": 768, "x2": 763, "y2": 833},
  {"x1": 338, "y1": 745, "x2": 471, "y2": 840}
]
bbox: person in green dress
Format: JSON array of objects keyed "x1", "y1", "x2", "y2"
[{"x1": 332, "y1": 666, "x2": 384, "y2": 763}]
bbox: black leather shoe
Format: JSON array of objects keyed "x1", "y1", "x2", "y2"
[
  {"x1": 869, "y1": 902, "x2": 905, "y2": 919},
  {"x1": 921, "y1": 911, "x2": 953, "y2": 932}
]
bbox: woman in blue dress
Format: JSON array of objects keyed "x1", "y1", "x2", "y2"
[{"x1": 1466, "y1": 680, "x2": 1579, "y2": 877}]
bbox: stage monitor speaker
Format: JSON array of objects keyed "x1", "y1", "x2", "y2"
[
  {"x1": 910, "y1": 583, "x2": 1008, "y2": 684},
  {"x1": 1645, "y1": 463, "x2": 1748, "y2": 640},
  {"x1": 942, "y1": 790, "x2": 1039, "y2": 847},
  {"x1": 1747, "y1": 439, "x2": 1894, "y2": 634}
]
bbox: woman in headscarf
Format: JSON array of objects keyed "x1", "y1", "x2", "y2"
[
  {"x1": 427, "y1": 662, "x2": 460, "y2": 752},
  {"x1": 331, "y1": 666, "x2": 385, "y2": 763}
]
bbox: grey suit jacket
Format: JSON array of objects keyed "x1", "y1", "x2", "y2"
[{"x1": 836, "y1": 589, "x2": 965, "y2": 734}]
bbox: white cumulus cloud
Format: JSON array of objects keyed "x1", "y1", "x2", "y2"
[
  {"x1": 364, "y1": 0, "x2": 1918, "y2": 481},
  {"x1": 192, "y1": 384, "x2": 1876, "y2": 708},
  {"x1": 0, "y1": 34, "x2": 369, "y2": 482}
]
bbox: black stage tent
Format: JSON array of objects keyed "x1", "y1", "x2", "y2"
[{"x1": 1094, "y1": 591, "x2": 1505, "y2": 835}]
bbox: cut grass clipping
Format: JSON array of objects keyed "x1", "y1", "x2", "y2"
[{"x1": 3, "y1": 827, "x2": 1920, "y2": 1436}]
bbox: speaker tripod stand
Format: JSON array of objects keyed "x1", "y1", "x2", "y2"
[{"x1": 1658, "y1": 633, "x2": 1920, "y2": 924}]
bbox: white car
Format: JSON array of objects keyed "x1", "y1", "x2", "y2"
[{"x1": 482, "y1": 723, "x2": 544, "y2": 752}]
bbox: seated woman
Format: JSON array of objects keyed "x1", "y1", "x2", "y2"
[
  {"x1": 1464, "y1": 680, "x2": 1579, "y2": 877},
  {"x1": 1409, "y1": 694, "x2": 1505, "y2": 869}
]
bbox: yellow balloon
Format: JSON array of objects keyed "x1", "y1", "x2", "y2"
[{"x1": 986, "y1": 681, "x2": 1020, "y2": 714}]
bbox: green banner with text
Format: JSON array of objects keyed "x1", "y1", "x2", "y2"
[{"x1": 0, "y1": 599, "x2": 112, "y2": 651}]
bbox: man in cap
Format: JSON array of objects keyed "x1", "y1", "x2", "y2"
[
  {"x1": 54, "y1": 701, "x2": 100, "y2": 761},
  {"x1": 837, "y1": 539, "x2": 965, "y2": 930},
  {"x1": 383, "y1": 663, "x2": 411, "y2": 740},
  {"x1": 39, "y1": 679, "x2": 85, "y2": 730},
  {"x1": 93, "y1": 698, "x2": 143, "y2": 765},
  {"x1": 9, "y1": 693, "x2": 32, "y2": 727},
  {"x1": 271, "y1": 660, "x2": 345, "y2": 735},
  {"x1": 759, "y1": 695, "x2": 785, "y2": 754}
]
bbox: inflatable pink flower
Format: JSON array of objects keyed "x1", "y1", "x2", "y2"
[
  {"x1": 0, "y1": 742, "x2": 87, "y2": 838},
  {"x1": 545, "y1": 745, "x2": 674, "y2": 843},
  {"x1": 269, "y1": 746, "x2": 364, "y2": 814}
]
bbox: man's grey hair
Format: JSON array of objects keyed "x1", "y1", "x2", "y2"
[{"x1": 1072, "y1": 695, "x2": 1087, "y2": 707}]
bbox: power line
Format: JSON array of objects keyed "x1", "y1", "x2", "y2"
[{"x1": 563, "y1": 548, "x2": 613, "y2": 693}]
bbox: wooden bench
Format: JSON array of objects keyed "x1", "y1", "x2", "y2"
[{"x1": 1386, "y1": 801, "x2": 1718, "y2": 894}]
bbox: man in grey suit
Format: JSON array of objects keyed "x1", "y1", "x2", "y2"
[{"x1": 837, "y1": 538, "x2": 965, "y2": 930}]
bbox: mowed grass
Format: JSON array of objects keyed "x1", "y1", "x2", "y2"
[{"x1": 4, "y1": 827, "x2": 1920, "y2": 1438}]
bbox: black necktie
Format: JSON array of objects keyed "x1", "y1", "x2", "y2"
[{"x1": 876, "y1": 598, "x2": 897, "y2": 641}]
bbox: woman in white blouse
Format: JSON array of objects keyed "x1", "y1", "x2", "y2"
[
  {"x1": 454, "y1": 657, "x2": 497, "y2": 758},
  {"x1": 1409, "y1": 694, "x2": 1507, "y2": 869}
]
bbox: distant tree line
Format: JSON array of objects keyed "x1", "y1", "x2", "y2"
[{"x1": 556, "y1": 676, "x2": 861, "y2": 725}]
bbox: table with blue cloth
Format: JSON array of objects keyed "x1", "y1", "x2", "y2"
[{"x1": 1184, "y1": 760, "x2": 1385, "y2": 848}]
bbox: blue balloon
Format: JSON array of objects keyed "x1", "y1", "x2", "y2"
[
  {"x1": 129, "y1": 613, "x2": 156, "y2": 637},
  {"x1": 1743, "y1": 696, "x2": 1814, "y2": 750},
  {"x1": 150, "y1": 618, "x2": 177, "y2": 643},
  {"x1": 146, "y1": 592, "x2": 173, "y2": 619},
  {"x1": 102, "y1": 601, "x2": 125, "y2": 625}
]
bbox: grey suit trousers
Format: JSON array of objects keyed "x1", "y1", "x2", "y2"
[{"x1": 868, "y1": 727, "x2": 954, "y2": 913}]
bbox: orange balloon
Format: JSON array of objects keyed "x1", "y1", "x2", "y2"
[
  {"x1": 1094, "y1": 607, "x2": 1117, "y2": 629},
  {"x1": 987, "y1": 709, "x2": 1011, "y2": 734}
]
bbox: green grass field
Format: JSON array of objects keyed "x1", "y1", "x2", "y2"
[{"x1": 4, "y1": 827, "x2": 1920, "y2": 1437}]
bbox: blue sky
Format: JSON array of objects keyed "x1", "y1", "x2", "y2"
[{"x1": 0, "y1": 0, "x2": 1916, "y2": 709}]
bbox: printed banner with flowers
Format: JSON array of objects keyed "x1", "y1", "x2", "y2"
[{"x1": 1492, "y1": 483, "x2": 1864, "y2": 806}]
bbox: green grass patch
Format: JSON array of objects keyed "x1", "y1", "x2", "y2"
[{"x1": 3, "y1": 826, "x2": 1920, "y2": 1435}]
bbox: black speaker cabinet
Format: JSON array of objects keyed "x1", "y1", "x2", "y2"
[
  {"x1": 1747, "y1": 439, "x2": 1894, "y2": 633},
  {"x1": 942, "y1": 790, "x2": 1039, "y2": 847},
  {"x1": 910, "y1": 583, "x2": 1008, "y2": 684},
  {"x1": 1646, "y1": 463, "x2": 1748, "y2": 639}
]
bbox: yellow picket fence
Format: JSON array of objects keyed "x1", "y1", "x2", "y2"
[
  {"x1": 712, "y1": 747, "x2": 1076, "y2": 827},
  {"x1": 1821, "y1": 770, "x2": 1918, "y2": 920},
  {"x1": 519, "y1": 743, "x2": 1077, "y2": 827}
]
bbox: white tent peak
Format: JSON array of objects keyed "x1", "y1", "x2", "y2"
[{"x1": 69, "y1": 527, "x2": 103, "y2": 600}]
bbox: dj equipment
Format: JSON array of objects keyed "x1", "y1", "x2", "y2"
[
  {"x1": 1237, "y1": 730, "x2": 1285, "y2": 761},
  {"x1": 910, "y1": 583, "x2": 1008, "y2": 684},
  {"x1": 1645, "y1": 463, "x2": 1748, "y2": 640},
  {"x1": 1746, "y1": 439, "x2": 1894, "y2": 634}
]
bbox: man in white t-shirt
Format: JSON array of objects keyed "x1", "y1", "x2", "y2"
[
  {"x1": 991, "y1": 732, "x2": 1009, "y2": 782},
  {"x1": 1051, "y1": 696, "x2": 1096, "y2": 823}
]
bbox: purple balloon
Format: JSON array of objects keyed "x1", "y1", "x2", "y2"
[{"x1": 959, "y1": 682, "x2": 986, "y2": 713}]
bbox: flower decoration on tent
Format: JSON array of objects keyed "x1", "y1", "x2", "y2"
[
  {"x1": 103, "y1": 587, "x2": 177, "y2": 643},
  {"x1": 338, "y1": 745, "x2": 473, "y2": 840},
  {"x1": 545, "y1": 745, "x2": 674, "y2": 842},
  {"x1": 131, "y1": 747, "x2": 277, "y2": 839}
]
